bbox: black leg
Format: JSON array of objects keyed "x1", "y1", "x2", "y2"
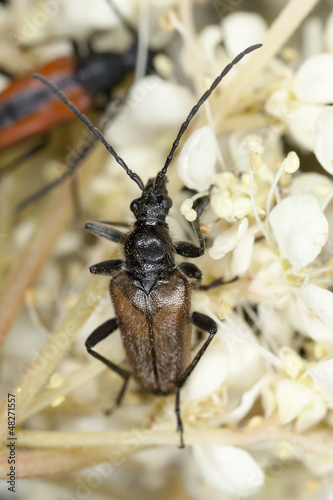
[
  {"x1": 85, "y1": 318, "x2": 130, "y2": 409},
  {"x1": 175, "y1": 311, "x2": 217, "y2": 448},
  {"x1": 175, "y1": 192, "x2": 209, "y2": 258},
  {"x1": 199, "y1": 275, "x2": 238, "y2": 291},
  {"x1": 99, "y1": 220, "x2": 130, "y2": 228},
  {"x1": 192, "y1": 193, "x2": 211, "y2": 219},
  {"x1": 175, "y1": 215, "x2": 205, "y2": 258},
  {"x1": 86, "y1": 221, "x2": 127, "y2": 244},
  {"x1": 176, "y1": 187, "x2": 214, "y2": 258},
  {"x1": 178, "y1": 262, "x2": 202, "y2": 285},
  {"x1": 89, "y1": 259, "x2": 123, "y2": 275}
]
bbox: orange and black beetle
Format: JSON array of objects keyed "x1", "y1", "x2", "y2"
[{"x1": 0, "y1": 41, "x2": 149, "y2": 151}]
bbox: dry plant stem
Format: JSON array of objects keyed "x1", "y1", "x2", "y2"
[
  {"x1": 0, "y1": 447, "x2": 134, "y2": 479},
  {"x1": 21, "y1": 358, "x2": 107, "y2": 423},
  {"x1": 0, "y1": 143, "x2": 107, "y2": 348},
  {"x1": 16, "y1": 425, "x2": 333, "y2": 454},
  {"x1": 177, "y1": 0, "x2": 206, "y2": 95},
  {"x1": 0, "y1": 182, "x2": 73, "y2": 351},
  {"x1": 0, "y1": 274, "x2": 110, "y2": 442},
  {"x1": 217, "y1": 0, "x2": 321, "y2": 124},
  {"x1": 1, "y1": 425, "x2": 332, "y2": 478}
]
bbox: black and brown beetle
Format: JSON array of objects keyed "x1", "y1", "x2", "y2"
[{"x1": 34, "y1": 43, "x2": 261, "y2": 447}]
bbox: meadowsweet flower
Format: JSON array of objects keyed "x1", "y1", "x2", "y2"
[{"x1": 191, "y1": 445, "x2": 265, "y2": 497}]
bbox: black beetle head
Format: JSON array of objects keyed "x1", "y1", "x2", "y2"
[{"x1": 130, "y1": 177, "x2": 172, "y2": 221}]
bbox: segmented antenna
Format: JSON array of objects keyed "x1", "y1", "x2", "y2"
[
  {"x1": 154, "y1": 43, "x2": 262, "y2": 190},
  {"x1": 31, "y1": 74, "x2": 145, "y2": 191}
]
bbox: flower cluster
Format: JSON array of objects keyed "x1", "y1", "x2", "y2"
[{"x1": 174, "y1": 8, "x2": 333, "y2": 500}]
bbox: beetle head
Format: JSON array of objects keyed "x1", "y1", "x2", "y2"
[{"x1": 130, "y1": 177, "x2": 172, "y2": 221}]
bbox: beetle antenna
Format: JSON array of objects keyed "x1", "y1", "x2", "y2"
[
  {"x1": 154, "y1": 43, "x2": 262, "y2": 189},
  {"x1": 31, "y1": 74, "x2": 145, "y2": 191},
  {"x1": 104, "y1": 0, "x2": 138, "y2": 40}
]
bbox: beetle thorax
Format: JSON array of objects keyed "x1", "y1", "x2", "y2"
[{"x1": 124, "y1": 223, "x2": 175, "y2": 277}]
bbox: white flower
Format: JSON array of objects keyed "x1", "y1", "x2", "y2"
[
  {"x1": 276, "y1": 378, "x2": 326, "y2": 432},
  {"x1": 288, "y1": 172, "x2": 333, "y2": 206},
  {"x1": 297, "y1": 284, "x2": 333, "y2": 346},
  {"x1": 178, "y1": 126, "x2": 218, "y2": 191},
  {"x1": 182, "y1": 338, "x2": 229, "y2": 402},
  {"x1": 209, "y1": 218, "x2": 249, "y2": 260},
  {"x1": 310, "y1": 359, "x2": 333, "y2": 401},
  {"x1": 221, "y1": 12, "x2": 267, "y2": 58},
  {"x1": 219, "y1": 379, "x2": 263, "y2": 425},
  {"x1": 198, "y1": 25, "x2": 223, "y2": 62},
  {"x1": 314, "y1": 106, "x2": 333, "y2": 175},
  {"x1": 230, "y1": 224, "x2": 257, "y2": 276},
  {"x1": 192, "y1": 445, "x2": 265, "y2": 497},
  {"x1": 288, "y1": 103, "x2": 323, "y2": 151},
  {"x1": 268, "y1": 195, "x2": 329, "y2": 269},
  {"x1": 292, "y1": 54, "x2": 333, "y2": 104}
]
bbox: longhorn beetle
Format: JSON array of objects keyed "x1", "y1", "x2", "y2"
[
  {"x1": 0, "y1": 0, "x2": 156, "y2": 153},
  {"x1": 34, "y1": 43, "x2": 262, "y2": 447}
]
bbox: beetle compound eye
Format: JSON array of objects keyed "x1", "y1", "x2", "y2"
[
  {"x1": 162, "y1": 197, "x2": 172, "y2": 210},
  {"x1": 130, "y1": 200, "x2": 138, "y2": 213}
]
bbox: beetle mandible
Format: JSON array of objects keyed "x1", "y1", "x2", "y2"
[{"x1": 34, "y1": 43, "x2": 262, "y2": 447}]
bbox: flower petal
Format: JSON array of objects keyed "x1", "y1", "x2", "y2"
[
  {"x1": 288, "y1": 104, "x2": 322, "y2": 151},
  {"x1": 220, "y1": 380, "x2": 263, "y2": 425},
  {"x1": 276, "y1": 379, "x2": 326, "y2": 431},
  {"x1": 182, "y1": 338, "x2": 229, "y2": 402},
  {"x1": 269, "y1": 195, "x2": 328, "y2": 268},
  {"x1": 314, "y1": 106, "x2": 333, "y2": 175},
  {"x1": 310, "y1": 359, "x2": 333, "y2": 401},
  {"x1": 222, "y1": 12, "x2": 267, "y2": 58},
  {"x1": 292, "y1": 54, "x2": 333, "y2": 103},
  {"x1": 192, "y1": 445, "x2": 265, "y2": 496},
  {"x1": 289, "y1": 172, "x2": 333, "y2": 206},
  {"x1": 199, "y1": 25, "x2": 223, "y2": 61},
  {"x1": 297, "y1": 284, "x2": 333, "y2": 346},
  {"x1": 177, "y1": 126, "x2": 218, "y2": 191},
  {"x1": 231, "y1": 225, "x2": 256, "y2": 275},
  {"x1": 209, "y1": 218, "x2": 249, "y2": 260}
]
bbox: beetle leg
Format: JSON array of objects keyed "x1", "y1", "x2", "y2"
[
  {"x1": 86, "y1": 221, "x2": 127, "y2": 244},
  {"x1": 85, "y1": 318, "x2": 130, "y2": 409},
  {"x1": 176, "y1": 190, "x2": 213, "y2": 258},
  {"x1": 178, "y1": 262, "x2": 202, "y2": 286},
  {"x1": 192, "y1": 193, "x2": 211, "y2": 219},
  {"x1": 89, "y1": 259, "x2": 123, "y2": 275},
  {"x1": 175, "y1": 312, "x2": 217, "y2": 448},
  {"x1": 199, "y1": 275, "x2": 238, "y2": 290},
  {"x1": 95, "y1": 220, "x2": 130, "y2": 229},
  {"x1": 175, "y1": 217, "x2": 205, "y2": 258}
]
